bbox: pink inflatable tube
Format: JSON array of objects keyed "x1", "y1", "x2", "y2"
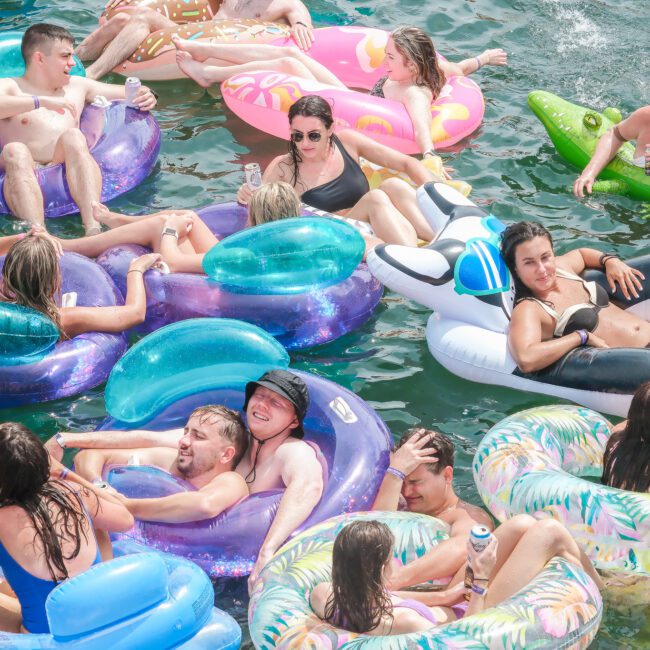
[
  {"x1": 95, "y1": 201, "x2": 382, "y2": 349},
  {"x1": 100, "y1": 371, "x2": 392, "y2": 578},
  {"x1": 222, "y1": 27, "x2": 485, "y2": 153}
]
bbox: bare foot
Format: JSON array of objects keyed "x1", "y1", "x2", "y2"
[
  {"x1": 171, "y1": 34, "x2": 209, "y2": 63},
  {"x1": 91, "y1": 201, "x2": 129, "y2": 229},
  {"x1": 84, "y1": 222, "x2": 102, "y2": 237},
  {"x1": 175, "y1": 51, "x2": 214, "y2": 88}
]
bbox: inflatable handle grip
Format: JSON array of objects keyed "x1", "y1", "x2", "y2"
[{"x1": 591, "y1": 179, "x2": 630, "y2": 196}]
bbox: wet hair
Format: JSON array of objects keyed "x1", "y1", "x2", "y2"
[
  {"x1": 1, "y1": 235, "x2": 62, "y2": 332},
  {"x1": 190, "y1": 405, "x2": 248, "y2": 467},
  {"x1": 602, "y1": 382, "x2": 650, "y2": 492},
  {"x1": 248, "y1": 182, "x2": 301, "y2": 226},
  {"x1": 286, "y1": 95, "x2": 334, "y2": 188},
  {"x1": 0, "y1": 422, "x2": 90, "y2": 581},
  {"x1": 500, "y1": 221, "x2": 554, "y2": 303},
  {"x1": 397, "y1": 428, "x2": 454, "y2": 474},
  {"x1": 22, "y1": 24, "x2": 74, "y2": 66},
  {"x1": 390, "y1": 26, "x2": 445, "y2": 99},
  {"x1": 325, "y1": 520, "x2": 394, "y2": 633}
]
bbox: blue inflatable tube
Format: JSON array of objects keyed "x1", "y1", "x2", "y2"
[
  {"x1": 0, "y1": 552, "x2": 241, "y2": 649},
  {"x1": 96, "y1": 202, "x2": 382, "y2": 349},
  {"x1": 100, "y1": 370, "x2": 392, "y2": 578},
  {"x1": 0, "y1": 102, "x2": 161, "y2": 218},
  {"x1": 0, "y1": 253, "x2": 127, "y2": 407}
]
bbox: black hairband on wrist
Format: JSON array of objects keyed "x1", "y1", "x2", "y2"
[
  {"x1": 294, "y1": 20, "x2": 310, "y2": 28},
  {"x1": 599, "y1": 253, "x2": 620, "y2": 268}
]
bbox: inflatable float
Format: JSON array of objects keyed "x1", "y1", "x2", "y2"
[
  {"x1": 0, "y1": 0, "x2": 35, "y2": 18},
  {"x1": 248, "y1": 511, "x2": 603, "y2": 649},
  {"x1": 96, "y1": 202, "x2": 383, "y2": 348},
  {"x1": 366, "y1": 182, "x2": 650, "y2": 417},
  {"x1": 0, "y1": 31, "x2": 84, "y2": 77},
  {"x1": 102, "y1": 0, "x2": 217, "y2": 24},
  {"x1": 98, "y1": 319, "x2": 392, "y2": 577},
  {"x1": 0, "y1": 551, "x2": 241, "y2": 649},
  {"x1": 0, "y1": 252, "x2": 127, "y2": 407},
  {"x1": 474, "y1": 405, "x2": 650, "y2": 575},
  {"x1": 222, "y1": 28, "x2": 484, "y2": 154},
  {"x1": 0, "y1": 101, "x2": 160, "y2": 218},
  {"x1": 528, "y1": 91, "x2": 650, "y2": 201}
]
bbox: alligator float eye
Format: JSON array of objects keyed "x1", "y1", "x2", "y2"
[
  {"x1": 603, "y1": 107, "x2": 622, "y2": 124},
  {"x1": 583, "y1": 112, "x2": 602, "y2": 130}
]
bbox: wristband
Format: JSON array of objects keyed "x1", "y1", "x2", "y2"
[
  {"x1": 599, "y1": 253, "x2": 620, "y2": 268},
  {"x1": 59, "y1": 467, "x2": 69, "y2": 480},
  {"x1": 294, "y1": 20, "x2": 309, "y2": 27},
  {"x1": 386, "y1": 466, "x2": 406, "y2": 482},
  {"x1": 576, "y1": 329, "x2": 588, "y2": 347},
  {"x1": 32, "y1": 95, "x2": 40, "y2": 110},
  {"x1": 54, "y1": 432, "x2": 66, "y2": 449},
  {"x1": 470, "y1": 582, "x2": 488, "y2": 596},
  {"x1": 423, "y1": 148, "x2": 436, "y2": 158},
  {"x1": 162, "y1": 227, "x2": 178, "y2": 239},
  {"x1": 127, "y1": 269, "x2": 144, "y2": 275},
  {"x1": 474, "y1": 56, "x2": 482, "y2": 70}
]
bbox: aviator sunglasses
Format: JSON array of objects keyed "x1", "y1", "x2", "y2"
[{"x1": 290, "y1": 130, "x2": 323, "y2": 143}]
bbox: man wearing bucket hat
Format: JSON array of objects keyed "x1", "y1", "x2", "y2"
[{"x1": 237, "y1": 369, "x2": 324, "y2": 587}]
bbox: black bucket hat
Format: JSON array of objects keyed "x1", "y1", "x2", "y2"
[{"x1": 243, "y1": 370, "x2": 310, "y2": 438}]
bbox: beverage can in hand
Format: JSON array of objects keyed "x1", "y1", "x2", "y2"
[
  {"x1": 469, "y1": 525, "x2": 491, "y2": 553},
  {"x1": 245, "y1": 162, "x2": 262, "y2": 188},
  {"x1": 125, "y1": 77, "x2": 141, "y2": 108},
  {"x1": 645, "y1": 144, "x2": 650, "y2": 176}
]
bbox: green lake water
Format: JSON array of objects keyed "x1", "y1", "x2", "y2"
[{"x1": 1, "y1": 0, "x2": 649, "y2": 646}]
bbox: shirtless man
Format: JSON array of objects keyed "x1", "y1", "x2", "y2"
[
  {"x1": 574, "y1": 104, "x2": 650, "y2": 197},
  {"x1": 0, "y1": 24, "x2": 157, "y2": 233},
  {"x1": 76, "y1": 0, "x2": 315, "y2": 80},
  {"x1": 46, "y1": 369, "x2": 324, "y2": 587},
  {"x1": 373, "y1": 428, "x2": 494, "y2": 590},
  {"x1": 46, "y1": 405, "x2": 249, "y2": 523}
]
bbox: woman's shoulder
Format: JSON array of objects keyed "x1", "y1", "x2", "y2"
[
  {"x1": 265, "y1": 153, "x2": 293, "y2": 180},
  {"x1": 309, "y1": 581, "x2": 332, "y2": 618}
]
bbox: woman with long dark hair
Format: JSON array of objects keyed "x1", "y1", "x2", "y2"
[
  {"x1": 602, "y1": 381, "x2": 650, "y2": 492},
  {"x1": 500, "y1": 221, "x2": 649, "y2": 373},
  {"x1": 310, "y1": 516, "x2": 601, "y2": 635},
  {"x1": 238, "y1": 95, "x2": 438, "y2": 246},
  {"x1": 0, "y1": 422, "x2": 133, "y2": 633}
]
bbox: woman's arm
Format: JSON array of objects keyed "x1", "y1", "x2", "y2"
[
  {"x1": 236, "y1": 155, "x2": 289, "y2": 205},
  {"x1": 341, "y1": 130, "x2": 438, "y2": 185},
  {"x1": 558, "y1": 248, "x2": 644, "y2": 299},
  {"x1": 401, "y1": 87, "x2": 436, "y2": 156},
  {"x1": 442, "y1": 49, "x2": 508, "y2": 77},
  {"x1": 81, "y1": 487, "x2": 135, "y2": 533},
  {"x1": 508, "y1": 302, "x2": 608, "y2": 373},
  {"x1": 158, "y1": 213, "x2": 209, "y2": 274},
  {"x1": 60, "y1": 253, "x2": 161, "y2": 337}
]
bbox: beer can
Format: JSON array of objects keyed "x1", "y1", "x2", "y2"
[
  {"x1": 245, "y1": 162, "x2": 262, "y2": 188},
  {"x1": 645, "y1": 144, "x2": 650, "y2": 176},
  {"x1": 125, "y1": 77, "x2": 141, "y2": 108},
  {"x1": 469, "y1": 525, "x2": 491, "y2": 553}
]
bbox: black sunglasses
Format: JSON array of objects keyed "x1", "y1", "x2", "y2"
[{"x1": 290, "y1": 130, "x2": 322, "y2": 143}]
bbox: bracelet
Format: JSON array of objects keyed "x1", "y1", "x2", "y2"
[
  {"x1": 599, "y1": 253, "x2": 620, "y2": 268},
  {"x1": 294, "y1": 20, "x2": 309, "y2": 27},
  {"x1": 127, "y1": 269, "x2": 144, "y2": 275},
  {"x1": 473, "y1": 576, "x2": 490, "y2": 582},
  {"x1": 32, "y1": 95, "x2": 39, "y2": 110},
  {"x1": 92, "y1": 478, "x2": 110, "y2": 489},
  {"x1": 386, "y1": 466, "x2": 406, "y2": 481},
  {"x1": 470, "y1": 582, "x2": 488, "y2": 596},
  {"x1": 423, "y1": 149, "x2": 436, "y2": 158},
  {"x1": 54, "y1": 432, "x2": 66, "y2": 449},
  {"x1": 474, "y1": 56, "x2": 482, "y2": 70},
  {"x1": 59, "y1": 467, "x2": 69, "y2": 480},
  {"x1": 576, "y1": 329, "x2": 589, "y2": 347}
]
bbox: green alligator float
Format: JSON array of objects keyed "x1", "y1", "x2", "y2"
[{"x1": 528, "y1": 90, "x2": 649, "y2": 201}]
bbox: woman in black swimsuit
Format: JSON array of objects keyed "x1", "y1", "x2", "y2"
[
  {"x1": 501, "y1": 221, "x2": 650, "y2": 373},
  {"x1": 237, "y1": 95, "x2": 440, "y2": 247}
]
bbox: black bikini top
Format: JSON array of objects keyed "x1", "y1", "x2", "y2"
[
  {"x1": 300, "y1": 135, "x2": 370, "y2": 213},
  {"x1": 369, "y1": 75, "x2": 388, "y2": 99}
]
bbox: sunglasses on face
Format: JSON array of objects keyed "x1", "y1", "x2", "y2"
[{"x1": 290, "y1": 130, "x2": 323, "y2": 143}]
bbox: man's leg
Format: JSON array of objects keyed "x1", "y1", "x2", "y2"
[
  {"x1": 75, "y1": 12, "x2": 133, "y2": 61},
  {"x1": 0, "y1": 143, "x2": 45, "y2": 226},
  {"x1": 52, "y1": 129, "x2": 102, "y2": 235},
  {"x1": 85, "y1": 10, "x2": 177, "y2": 80}
]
